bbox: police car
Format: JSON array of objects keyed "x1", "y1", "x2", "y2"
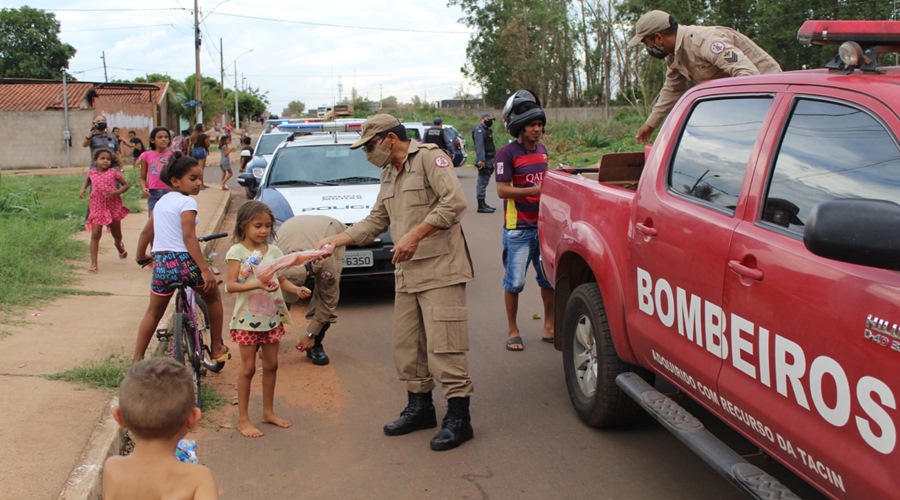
[
  {"x1": 249, "y1": 121, "x2": 395, "y2": 280},
  {"x1": 240, "y1": 131, "x2": 290, "y2": 198},
  {"x1": 404, "y1": 121, "x2": 468, "y2": 166}
]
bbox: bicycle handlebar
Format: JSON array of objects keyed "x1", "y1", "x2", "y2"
[
  {"x1": 137, "y1": 233, "x2": 229, "y2": 267},
  {"x1": 199, "y1": 233, "x2": 229, "y2": 242}
]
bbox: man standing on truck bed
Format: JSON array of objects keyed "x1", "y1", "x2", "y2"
[
  {"x1": 630, "y1": 10, "x2": 781, "y2": 145},
  {"x1": 495, "y1": 89, "x2": 554, "y2": 352}
]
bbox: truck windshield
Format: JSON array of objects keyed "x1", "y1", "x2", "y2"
[{"x1": 267, "y1": 144, "x2": 382, "y2": 186}]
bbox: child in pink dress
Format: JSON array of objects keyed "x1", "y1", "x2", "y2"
[{"x1": 80, "y1": 148, "x2": 131, "y2": 273}]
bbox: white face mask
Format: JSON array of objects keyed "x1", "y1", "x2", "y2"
[{"x1": 365, "y1": 139, "x2": 393, "y2": 168}]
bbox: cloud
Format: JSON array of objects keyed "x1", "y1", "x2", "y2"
[{"x1": 31, "y1": 0, "x2": 473, "y2": 114}]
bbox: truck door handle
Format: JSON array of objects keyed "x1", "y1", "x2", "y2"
[
  {"x1": 635, "y1": 223, "x2": 657, "y2": 237},
  {"x1": 728, "y1": 260, "x2": 764, "y2": 281}
]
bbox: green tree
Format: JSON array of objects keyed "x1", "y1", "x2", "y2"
[
  {"x1": 381, "y1": 96, "x2": 398, "y2": 108},
  {"x1": 134, "y1": 73, "x2": 189, "y2": 123},
  {"x1": 451, "y1": 0, "x2": 579, "y2": 107},
  {"x1": 0, "y1": 6, "x2": 76, "y2": 79},
  {"x1": 286, "y1": 100, "x2": 305, "y2": 116}
]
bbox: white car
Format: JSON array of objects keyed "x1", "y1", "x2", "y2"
[
  {"x1": 251, "y1": 124, "x2": 394, "y2": 280},
  {"x1": 404, "y1": 121, "x2": 468, "y2": 167}
]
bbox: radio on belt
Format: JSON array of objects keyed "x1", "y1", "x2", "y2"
[{"x1": 797, "y1": 20, "x2": 900, "y2": 73}]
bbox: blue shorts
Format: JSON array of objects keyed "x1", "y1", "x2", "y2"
[
  {"x1": 501, "y1": 228, "x2": 551, "y2": 293},
  {"x1": 147, "y1": 189, "x2": 168, "y2": 212},
  {"x1": 191, "y1": 147, "x2": 208, "y2": 160},
  {"x1": 150, "y1": 252, "x2": 205, "y2": 296}
]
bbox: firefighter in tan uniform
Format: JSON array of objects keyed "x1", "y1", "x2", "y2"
[
  {"x1": 316, "y1": 114, "x2": 475, "y2": 452},
  {"x1": 277, "y1": 215, "x2": 346, "y2": 366},
  {"x1": 630, "y1": 10, "x2": 781, "y2": 144}
]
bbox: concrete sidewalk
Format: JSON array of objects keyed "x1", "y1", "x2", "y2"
[{"x1": 0, "y1": 172, "x2": 231, "y2": 500}]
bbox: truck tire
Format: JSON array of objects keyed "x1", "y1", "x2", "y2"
[{"x1": 562, "y1": 283, "x2": 649, "y2": 427}]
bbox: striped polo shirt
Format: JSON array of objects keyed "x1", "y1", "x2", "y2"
[{"x1": 494, "y1": 141, "x2": 548, "y2": 230}]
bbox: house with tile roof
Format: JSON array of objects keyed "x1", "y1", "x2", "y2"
[{"x1": 0, "y1": 79, "x2": 170, "y2": 168}]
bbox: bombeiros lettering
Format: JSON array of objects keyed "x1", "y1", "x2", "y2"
[{"x1": 637, "y1": 267, "x2": 897, "y2": 455}]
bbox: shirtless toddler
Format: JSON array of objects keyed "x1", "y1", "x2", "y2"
[{"x1": 103, "y1": 357, "x2": 219, "y2": 499}]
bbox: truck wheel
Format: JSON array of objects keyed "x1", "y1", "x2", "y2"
[{"x1": 563, "y1": 283, "x2": 648, "y2": 427}]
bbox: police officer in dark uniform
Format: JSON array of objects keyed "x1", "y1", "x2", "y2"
[
  {"x1": 423, "y1": 117, "x2": 455, "y2": 156},
  {"x1": 471, "y1": 112, "x2": 496, "y2": 214}
]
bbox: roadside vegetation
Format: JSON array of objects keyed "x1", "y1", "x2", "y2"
[
  {"x1": 392, "y1": 107, "x2": 643, "y2": 169},
  {"x1": 46, "y1": 353, "x2": 225, "y2": 411},
  {"x1": 0, "y1": 168, "x2": 143, "y2": 329}
]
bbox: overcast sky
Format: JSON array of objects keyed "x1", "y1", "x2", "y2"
[{"x1": 18, "y1": 1, "x2": 475, "y2": 115}]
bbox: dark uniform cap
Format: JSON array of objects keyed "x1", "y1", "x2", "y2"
[
  {"x1": 628, "y1": 10, "x2": 672, "y2": 47},
  {"x1": 480, "y1": 112, "x2": 492, "y2": 119},
  {"x1": 350, "y1": 114, "x2": 404, "y2": 149},
  {"x1": 433, "y1": 117, "x2": 443, "y2": 125}
]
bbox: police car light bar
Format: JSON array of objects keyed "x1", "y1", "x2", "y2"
[
  {"x1": 798, "y1": 20, "x2": 900, "y2": 73},
  {"x1": 276, "y1": 121, "x2": 364, "y2": 133}
]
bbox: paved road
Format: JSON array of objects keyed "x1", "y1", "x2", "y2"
[{"x1": 195, "y1": 163, "x2": 817, "y2": 499}]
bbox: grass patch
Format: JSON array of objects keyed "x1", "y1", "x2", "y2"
[
  {"x1": 200, "y1": 383, "x2": 225, "y2": 412},
  {"x1": 0, "y1": 172, "x2": 138, "y2": 324},
  {"x1": 390, "y1": 107, "x2": 644, "y2": 169},
  {"x1": 45, "y1": 354, "x2": 131, "y2": 391}
]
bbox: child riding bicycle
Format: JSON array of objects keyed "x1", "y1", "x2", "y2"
[{"x1": 133, "y1": 154, "x2": 230, "y2": 364}]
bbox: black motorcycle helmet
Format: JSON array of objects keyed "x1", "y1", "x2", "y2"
[{"x1": 502, "y1": 89, "x2": 546, "y2": 138}]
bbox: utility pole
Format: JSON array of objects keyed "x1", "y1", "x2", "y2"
[
  {"x1": 193, "y1": 0, "x2": 203, "y2": 125},
  {"x1": 220, "y1": 38, "x2": 226, "y2": 127},
  {"x1": 101, "y1": 51, "x2": 108, "y2": 82},
  {"x1": 234, "y1": 61, "x2": 240, "y2": 129}
]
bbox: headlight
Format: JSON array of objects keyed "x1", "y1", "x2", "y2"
[{"x1": 252, "y1": 167, "x2": 266, "y2": 179}]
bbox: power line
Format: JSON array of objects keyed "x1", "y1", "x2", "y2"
[
  {"x1": 209, "y1": 11, "x2": 470, "y2": 34},
  {"x1": 61, "y1": 23, "x2": 176, "y2": 33},
  {"x1": 47, "y1": 6, "x2": 470, "y2": 35}
]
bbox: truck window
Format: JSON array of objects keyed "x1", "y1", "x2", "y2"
[
  {"x1": 668, "y1": 97, "x2": 773, "y2": 212},
  {"x1": 762, "y1": 98, "x2": 900, "y2": 235}
]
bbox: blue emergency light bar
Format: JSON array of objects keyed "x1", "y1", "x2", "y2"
[{"x1": 277, "y1": 121, "x2": 364, "y2": 132}]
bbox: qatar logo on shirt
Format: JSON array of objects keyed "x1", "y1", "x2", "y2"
[{"x1": 496, "y1": 162, "x2": 504, "y2": 175}]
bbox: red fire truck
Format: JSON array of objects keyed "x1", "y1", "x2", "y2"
[{"x1": 538, "y1": 21, "x2": 900, "y2": 499}]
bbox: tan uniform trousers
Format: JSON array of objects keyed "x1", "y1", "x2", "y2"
[{"x1": 393, "y1": 283, "x2": 473, "y2": 399}]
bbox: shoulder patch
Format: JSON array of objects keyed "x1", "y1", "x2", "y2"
[
  {"x1": 710, "y1": 41, "x2": 725, "y2": 55},
  {"x1": 434, "y1": 156, "x2": 451, "y2": 168}
]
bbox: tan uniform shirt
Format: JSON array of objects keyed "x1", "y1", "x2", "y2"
[
  {"x1": 646, "y1": 25, "x2": 782, "y2": 129},
  {"x1": 277, "y1": 215, "x2": 346, "y2": 335},
  {"x1": 346, "y1": 141, "x2": 473, "y2": 293}
]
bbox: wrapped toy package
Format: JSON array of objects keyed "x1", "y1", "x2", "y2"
[
  {"x1": 175, "y1": 439, "x2": 198, "y2": 464},
  {"x1": 255, "y1": 248, "x2": 330, "y2": 284}
]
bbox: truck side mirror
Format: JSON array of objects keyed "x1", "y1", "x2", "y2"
[{"x1": 803, "y1": 198, "x2": 900, "y2": 271}]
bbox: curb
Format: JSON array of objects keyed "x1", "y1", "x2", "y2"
[{"x1": 57, "y1": 190, "x2": 232, "y2": 500}]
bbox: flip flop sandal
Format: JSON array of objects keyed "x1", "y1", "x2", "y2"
[
  {"x1": 116, "y1": 242, "x2": 128, "y2": 259},
  {"x1": 506, "y1": 336, "x2": 524, "y2": 351}
]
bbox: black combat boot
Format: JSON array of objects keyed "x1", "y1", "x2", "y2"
[
  {"x1": 477, "y1": 199, "x2": 496, "y2": 213},
  {"x1": 306, "y1": 324, "x2": 330, "y2": 365},
  {"x1": 383, "y1": 392, "x2": 438, "y2": 436},
  {"x1": 430, "y1": 397, "x2": 474, "y2": 451}
]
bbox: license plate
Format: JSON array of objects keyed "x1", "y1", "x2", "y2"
[{"x1": 343, "y1": 250, "x2": 373, "y2": 268}]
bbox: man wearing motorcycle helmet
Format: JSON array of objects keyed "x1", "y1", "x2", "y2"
[{"x1": 494, "y1": 90, "x2": 555, "y2": 352}]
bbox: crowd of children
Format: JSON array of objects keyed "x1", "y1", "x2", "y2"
[{"x1": 86, "y1": 123, "x2": 346, "y2": 496}]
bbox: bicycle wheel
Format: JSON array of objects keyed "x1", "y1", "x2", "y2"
[
  {"x1": 172, "y1": 312, "x2": 202, "y2": 407},
  {"x1": 195, "y1": 296, "x2": 225, "y2": 373}
]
